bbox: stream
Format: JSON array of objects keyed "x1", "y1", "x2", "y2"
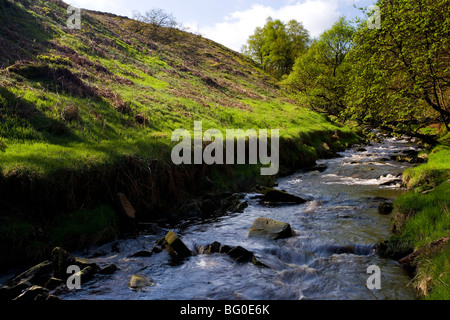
[{"x1": 58, "y1": 135, "x2": 419, "y2": 300}]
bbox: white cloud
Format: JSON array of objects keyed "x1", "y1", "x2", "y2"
[{"x1": 199, "y1": 0, "x2": 345, "y2": 52}]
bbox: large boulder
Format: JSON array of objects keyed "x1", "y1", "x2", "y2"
[
  {"x1": 0, "y1": 279, "x2": 32, "y2": 300},
  {"x1": 51, "y1": 247, "x2": 98, "y2": 280},
  {"x1": 51, "y1": 247, "x2": 76, "y2": 280},
  {"x1": 164, "y1": 231, "x2": 192, "y2": 259},
  {"x1": 128, "y1": 274, "x2": 156, "y2": 290},
  {"x1": 6, "y1": 260, "x2": 52, "y2": 288},
  {"x1": 248, "y1": 218, "x2": 294, "y2": 240},
  {"x1": 13, "y1": 285, "x2": 50, "y2": 302}
]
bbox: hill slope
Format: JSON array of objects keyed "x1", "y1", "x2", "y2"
[
  {"x1": 0, "y1": 0, "x2": 358, "y2": 268},
  {"x1": 0, "y1": 0, "x2": 356, "y2": 173}
]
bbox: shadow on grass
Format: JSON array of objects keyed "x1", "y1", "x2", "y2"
[
  {"x1": 0, "y1": 0, "x2": 57, "y2": 68},
  {"x1": 0, "y1": 86, "x2": 83, "y2": 143}
]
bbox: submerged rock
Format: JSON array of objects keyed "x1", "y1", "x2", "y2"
[
  {"x1": 248, "y1": 218, "x2": 294, "y2": 240},
  {"x1": 197, "y1": 242, "x2": 269, "y2": 268},
  {"x1": 227, "y1": 246, "x2": 254, "y2": 263},
  {"x1": 99, "y1": 264, "x2": 118, "y2": 275},
  {"x1": 197, "y1": 241, "x2": 222, "y2": 255},
  {"x1": 302, "y1": 164, "x2": 328, "y2": 173},
  {"x1": 128, "y1": 274, "x2": 156, "y2": 290},
  {"x1": 395, "y1": 154, "x2": 426, "y2": 164},
  {"x1": 378, "y1": 202, "x2": 394, "y2": 215},
  {"x1": 260, "y1": 188, "x2": 307, "y2": 205},
  {"x1": 129, "y1": 250, "x2": 153, "y2": 258}
]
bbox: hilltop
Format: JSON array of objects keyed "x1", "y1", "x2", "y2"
[{"x1": 0, "y1": 0, "x2": 357, "y2": 269}]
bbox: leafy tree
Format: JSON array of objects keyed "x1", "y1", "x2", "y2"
[
  {"x1": 242, "y1": 17, "x2": 309, "y2": 77},
  {"x1": 346, "y1": 0, "x2": 450, "y2": 132},
  {"x1": 129, "y1": 8, "x2": 180, "y2": 42},
  {"x1": 283, "y1": 17, "x2": 355, "y2": 117}
]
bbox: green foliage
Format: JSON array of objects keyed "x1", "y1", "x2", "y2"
[
  {"x1": 346, "y1": 0, "x2": 450, "y2": 131},
  {"x1": 49, "y1": 205, "x2": 117, "y2": 248},
  {"x1": 284, "y1": 17, "x2": 355, "y2": 117},
  {"x1": 0, "y1": 219, "x2": 33, "y2": 247},
  {"x1": 242, "y1": 17, "x2": 309, "y2": 78}
]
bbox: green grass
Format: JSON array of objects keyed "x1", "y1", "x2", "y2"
[
  {"x1": 49, "y1": 205, "x2": 117, "y2": 248},
  {"x1": 388, "y1": 143, "x2": 450, "y2": 299},
  {"x1": 402, "y1": 145, "x2": 450, "y2": 191},
  {"x1": 395, "y1": 181, "x2": 450, "y2": 248},
  {"x1": 0, "y1": 73, "x2": 354, "y2": 176},
  {"x1": 423, "y1": 245, "x2": 450, "y2": 300}
]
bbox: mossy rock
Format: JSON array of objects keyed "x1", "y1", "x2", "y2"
[
  {"x1": 164, "y1": 231, "x2": 192, "y2": 258},
  {"x1": 128, "y1": 274, "x2": 156, "y2": 290},
  {"x1": 248, "y1": 218, "x2": 294, "y2": 240}
]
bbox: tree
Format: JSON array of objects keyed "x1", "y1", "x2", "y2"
[
  {"x1": 242, "y1": 17, "x2": 309, "y2": 77},
  {"x1": 283, "y1": 17, "x2": 355, "y2": 117},
  {"x1": 130, "y1": 8, "x2": 179, "y2": 42},
  {"x1": 346, "y1": 0, "x2": 450, "y2": 132}
]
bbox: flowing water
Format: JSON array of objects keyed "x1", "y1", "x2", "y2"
[{"x1": 58, "y1": 135, "x2": 418, "y2": 300}]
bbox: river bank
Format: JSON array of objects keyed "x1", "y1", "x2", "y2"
[
  {"x1": 1, "y1": 132, "x2": 427, "y2": 300},
  {"x1": 378, "y1": 134, "x2": 450, "y2": 300},
  {"x1": 0, "y1": 128, "x2": 358, "y2": 273}
]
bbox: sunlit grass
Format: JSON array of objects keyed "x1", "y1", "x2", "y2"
[
  {"x1": 402, "y1": 145, "x2": 450, "y2": 190},
  {"x1": 392, "y1": 181, "x2": 450, "y2": 299}
]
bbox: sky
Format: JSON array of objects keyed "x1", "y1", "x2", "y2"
[{"x1": 66, "y1": 0, "x2": 376, "y2": 52}]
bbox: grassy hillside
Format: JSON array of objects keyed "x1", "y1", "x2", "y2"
[
  {"x1": 0, "y1": 0, "x2": 354, "y2": 175},
  {"x1": 0, "y1": 0, "x2": 358, "y2": 269}
]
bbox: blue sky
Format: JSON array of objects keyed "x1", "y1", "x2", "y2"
[{"x1": 66, "y1": 0, "x2": 375, "y2": 51}]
